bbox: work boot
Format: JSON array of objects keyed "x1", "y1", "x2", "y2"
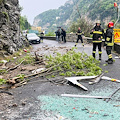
[
  {"x1": 108, "y1": 58, "x2": 113, "y2": 64},
  {"x1": 105, "y1": 59, "x2": 108, "y2": 62},
  {"x1": 82, "y1": 43, "x2": 84, "y2": 47},
  {"x1": 99, "y1": 54, "x2": 101, "y2": 60}
]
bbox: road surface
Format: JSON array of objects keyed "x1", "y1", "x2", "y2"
[{"x1": 0, "y1": 40, "x2": 120, "y2": 120}]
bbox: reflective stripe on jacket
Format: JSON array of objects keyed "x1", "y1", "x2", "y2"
[
  {"x1": 91, "y1": 26, "x2": 104, "y2": 43},
  {"x1": 105, "y1": 28, "x2": 114, "y2": 46},
  {"x1": 76, "y1": 30, "x2": 83, "y2": 36}
]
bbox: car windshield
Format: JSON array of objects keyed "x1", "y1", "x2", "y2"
[{"x1": 27, "y1": 33, "x2": 37, "y2": 38}]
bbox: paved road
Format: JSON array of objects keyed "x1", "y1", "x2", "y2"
[{"x1": 1, "y1": 40, "x2": 120, "y2": 120}]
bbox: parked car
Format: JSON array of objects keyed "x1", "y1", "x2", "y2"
[{"x1": 27, "y1": 33, "x2": 40, "y2": 44}]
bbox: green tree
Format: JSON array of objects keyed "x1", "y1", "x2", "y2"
[
  {"x1": 68, "y1": 18, "x2": 93, "y2": 37},
  {"x1": 20, "y1": 16, "x2": 31, "y2": 30}
]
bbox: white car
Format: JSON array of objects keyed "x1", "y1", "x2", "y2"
[{"x1": 27, "y1": 33, "x2": 40, "y2": 44}]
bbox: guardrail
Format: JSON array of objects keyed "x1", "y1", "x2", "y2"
[
  {"x1": 42, "y1": 34, "x2": 120, "y2": 54},
  {"x1": 43, "y1": 36, "x2": 56, "y2": 40}
]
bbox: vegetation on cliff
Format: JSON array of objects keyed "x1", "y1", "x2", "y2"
[
  {"x1": 20, "y1": 16, "x2": 31, "y2": 30},
  {"x1": 33, "y1": 0, "x2": 120, "y2": 32}
]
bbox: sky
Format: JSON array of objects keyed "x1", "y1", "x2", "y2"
[{"x1": 19, "y1": 0, "x2": 68, "y2": 25}]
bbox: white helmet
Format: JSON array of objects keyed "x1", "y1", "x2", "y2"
[{"x1": 96, "y1": 20, "x2": 101, "y2": 24}]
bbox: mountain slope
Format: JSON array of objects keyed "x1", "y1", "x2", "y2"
[
  {"x1": 33, "y1": 0, "x2": 119, "y2": 31},
  {"x1": 33, "y1": 0, "x2": 75, "y2": 29}
]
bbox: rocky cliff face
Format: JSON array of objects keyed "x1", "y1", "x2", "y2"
[{"x1": 0, "y1": 0, "x2": 28, "y2": 55}]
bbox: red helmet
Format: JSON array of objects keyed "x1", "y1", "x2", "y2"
[{"x1": 108, "y1": 22, "x2": 114, "y2": 28}]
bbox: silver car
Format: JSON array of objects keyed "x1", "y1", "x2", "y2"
[{"x1": 27, "y1": 33, "x2": 40, "y2": 44}]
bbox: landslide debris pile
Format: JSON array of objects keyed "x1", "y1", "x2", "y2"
[
  {"x1": 0, "y1": 0, "x2": 28, "y2": 55},
  {"x1": 45, "y1": 47, "x2": 102, "y2": 78},
  {"x1": 0, "y1": 47, "x2": 102, "y2": 88}
]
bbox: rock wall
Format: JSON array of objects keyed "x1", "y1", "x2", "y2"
[
  {"x1": 66, "y1": 33, "x2": 77, "y2": 42},
  {"x1": 44, "y1": 33, "x2": 89, "y2": 43},
  {"x1": 0, "y1": 0, "x2": 29, "y2": 55}
]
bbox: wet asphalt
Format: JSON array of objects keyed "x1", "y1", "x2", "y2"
[{"x1": 1, "y1": 39, "x2": 120, "y2": 120}]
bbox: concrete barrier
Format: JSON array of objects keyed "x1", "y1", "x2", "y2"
[
  {"x1": 114, "y1": 43, "x2": 120, "y2": 54},
  {"x1": 43, "y1": 34, "x2": 120, "y2": 54},
  {"x1": 43, "y1": 33, "x2": 88, "y2": 42},
  {"x1": 43, "y1": 36, "x2": 56, "y2": 40}
]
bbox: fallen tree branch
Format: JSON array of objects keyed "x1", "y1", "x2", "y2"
[
  {"x1": 107, "y1": 87, "x2": 120, "y2": 102},
  {"x1": 1, "y1": 62, "x2": 8, "y2": 69},
  {"x1": 27, "y1": 69, "x2": 61, "y2": 82},
  {"x1": 0, "y1": 84, "x2": 12, "y2": 89},
  {"x1": 11, "y1": 80, "x2": 27, "y2": 88},
  {"x1": 10, "y1": 62, "x2": 64, "y2": 82},
  {"x1": 12, "y1": 78, "x2": 64, "y2": 88},
  {"x1": 27, "y1": 78, "x2": 66, "y2": 85},
  {"x1": 46, "y1": 78, "x2": 60, "y2": 85},
  {"x1": 6, "y1": 60, "x2": 24, "y2": 72},
  {"x1": 0, "y1": 91, "x2": 13, "y2": 95}
]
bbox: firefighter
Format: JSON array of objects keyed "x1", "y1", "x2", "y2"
[
  {"x1": 91, "y1": 20, "x2": 104, "y2": 60},
  {"x1": 75, "y1": 27, "x2": 84, "y2": 47},
  {"x1": 104, "y1": 22, "x2": 114, "y2": 64}
]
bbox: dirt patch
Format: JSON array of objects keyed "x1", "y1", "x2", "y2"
[{"x1": 0, "y1": 93, "x2": 13, "y2": 111}]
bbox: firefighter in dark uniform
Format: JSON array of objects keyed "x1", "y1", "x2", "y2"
[
  {"x1": 91, "y1": 20, "x2": 104, "y2": 60},
  {"x1": 75, "y1": 27, "x2": 84, "y2": 47},
  {"x1": 104, "y1": 22, "x2": 114, "y2": 64}
]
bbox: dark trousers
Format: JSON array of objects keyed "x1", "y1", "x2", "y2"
[
  {"x1": 62, "y1": 36, "x2": 66, "y2": 43},
  {"x1": 76, "y1": 36, "x2": 83, "y2": 43},
  {"x1": 40, "y1": 37, "x2": 43, "y2": 40},
  {"x1": 106, "y1": 46, "x2": 112, "y2": 55},
  {"x1": 92, "y1": 43, "x2": 102, "y2": 58},
  {"x1": 106, "y1": 46, "x2": 112, "y2": 59}
]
